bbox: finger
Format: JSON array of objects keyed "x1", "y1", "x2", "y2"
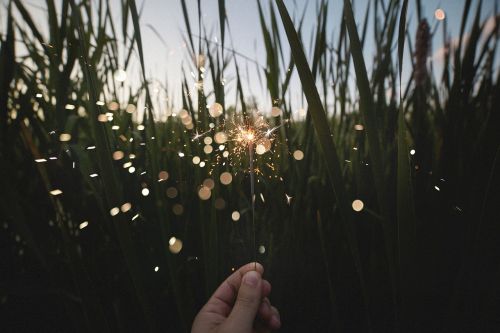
[
  {"x1": 202, "y1": 262, "x2": 264, "y2": 317},
  {"x1": 258, "y1": 298, "x2": 281, "y2": 331},
  {"x1": 268, "y1": 305, "x2": 281, "y2": 330},
  {"x1": 225, "y1": 270, "x2": 263, "y2": 330},
  {"x1": 258, "y1": 298, "x2": 273, "y2": 321},
  {"x1": 262, "y1": 279, "x2": 271, "y2": 298}
]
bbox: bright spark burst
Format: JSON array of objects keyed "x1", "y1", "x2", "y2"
[{"x1": 222, "y1": 112, "x2": 278, "y2": 175}]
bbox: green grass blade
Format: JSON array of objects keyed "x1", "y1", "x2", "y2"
[
  {"x1": 396, "y1": 0, "x2": 418, "y2": 331},
  {"x1": 274, "y1": 1, "x2": 372, "y2": 330}
]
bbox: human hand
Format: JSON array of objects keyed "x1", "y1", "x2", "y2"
[{"x1": 191, "y1": 262, "x2": 281, "y2": 333}]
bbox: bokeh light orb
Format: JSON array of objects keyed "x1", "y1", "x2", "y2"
[
  {"x1": 352, "y1": 199, "x2": 364, "y2": 212},
  {"x1": 209, "y1": 103, "x2": 223, "y2": 118}
]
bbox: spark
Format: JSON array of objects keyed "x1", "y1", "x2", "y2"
[{"x1": 285, "y1": 193, "x2": 293, "y2": 205}]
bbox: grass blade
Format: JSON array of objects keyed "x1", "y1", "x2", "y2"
[{"x1": 274, "y1": 1, "x2": 372, "y2": 330}]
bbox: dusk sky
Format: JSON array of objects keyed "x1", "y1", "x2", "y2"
[{"x1": 2, "y1": 0, "x2": 497, "y2": 117}]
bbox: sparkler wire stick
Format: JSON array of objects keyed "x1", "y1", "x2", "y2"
[{"x1": 248, "y1": 142, "x2": 256, "y2": 270}]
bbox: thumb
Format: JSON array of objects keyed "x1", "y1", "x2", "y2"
[{"x1": 226, "y1": 270, "x2": 262, "y2": 330}]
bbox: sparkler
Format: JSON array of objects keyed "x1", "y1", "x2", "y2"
[
  {"x1": 222, "y1": 111, "x2": 285, "y2": 268},
  {"x1": 228, "y1": 113, "x2": 272, "y2": 268},
  {"x1": 191, "y1": 108, "x2": 285, "y2": 268}
]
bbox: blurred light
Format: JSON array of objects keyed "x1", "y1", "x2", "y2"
[
  {"x1": 110, "y1": 207, "x2": 120, "y2": 216},
  {"x1": 204, "y1": 145, "x2": 213, "y2": 154},
  {"x1": 98, "y1": 114, "x2": 107, "y2": 122},
  {"x1": 410, "y1": 149, "x2": 416, "y2": 155},
  {"x1": 203, "y1": 178, "x2": 215, "y2": 189},
  {"x1": 108, "y1": 101, "x2": 119, "y2": 111},
  {"x1": 258, "y1": 245, "x2": 266, "y2": 254},
  {"x1": 169, "y1": 238, "x2": 183, "y2": 254},
  {"x1": 154, "y1": 266, "x2": 159, "y2": 272},
  {"x1": 79, "y1": 221, "x2": 88, "y2": 229},
  {"x1": 35, "y1": 158, "x2": 47, "y2": 163},
  {"x1": 158, "y1": 171, "x2": 169, "y2": 181},
  {"x1": 256, "y1": 144, "x2": 266, "y2": 155},
  {"x1": 65, "y1": 104, "x2": 75, "y2": 110},
  {"x1": 354, "y1": 124, "x2": 364, "y2": 131},
  {"x1": 198, "y1": 186, "x2": 211, "y2": 200},
  {"x1": 352, "y1": 199, "x2": 364, "y2": 212},
  {"x1": 203, "y1": 136, "x2": 213, "y2": 145},
  {"x1": 209, "y1": 103, "x2": 223, "y2": 117},
  {"x1": 172, "y1": 204, "x2": 184, "y2": 215},
  {"x1": 59, "y1": 133, "x2": 71, "y2": 142},
  {"x1": 220, "y1": 172, "x2": 232, "y2": 185},
  {"x1": 141, "y1": 188, "x2": 150, "y2": 196},
  {"x1": 435, "y1": 8, "x2": 446, "y2": 20},
  {"x1": 214, "y1": 132, "x2": 227, "y2": 144},
  {"x1": 121, "y1": 202, "x2": 131, "y2": 213},
  {"x1": 293, "y1": 150, "x2": 304, "y2": 160},
  {"x1": 271, "y1": 107, "x2": 282, "y2": 117},
  {"x1": 166, "y1": 187, "x2": 178, "y2": 198},
  {"x1": 113, "y1": 151, "x2": 124, "y2": 160},
  {"x1": 192, "y1": 156, "x2": 200, "y2": 165},
  {"x1": 50, "y1": 189, "x2": 63, "y2": 196},
  {"x1": 231, "y1": 211, "x2": 240, "y2": 221},
  {"x1": 125, "y1": 104, "x2": 136, "y2": 114},
  {"x1": 137, "y1": 124, "x2": 145, "y2": 131},
  {"x1": 114, "y1": 69, "x2": 127, "y2": 82},
  {"x1": 214, "y1": 198, "x2": 226, "y2": 210}
]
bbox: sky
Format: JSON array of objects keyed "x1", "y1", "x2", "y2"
[{"x1": 1, "y1": 0, "x2": 498, "y2": 118}]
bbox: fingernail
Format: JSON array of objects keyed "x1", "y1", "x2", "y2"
[{"x1": 243, "y1": 271, "x2": 260, "y2": 287}]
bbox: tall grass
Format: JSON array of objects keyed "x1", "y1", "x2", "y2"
[{"x1": 1, "y1": 0, "x2": 499, "y2": 332}]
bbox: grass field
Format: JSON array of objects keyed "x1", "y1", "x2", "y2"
[{"x1": 1, "y1": 0, "x2": 499, "y2": 332}]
